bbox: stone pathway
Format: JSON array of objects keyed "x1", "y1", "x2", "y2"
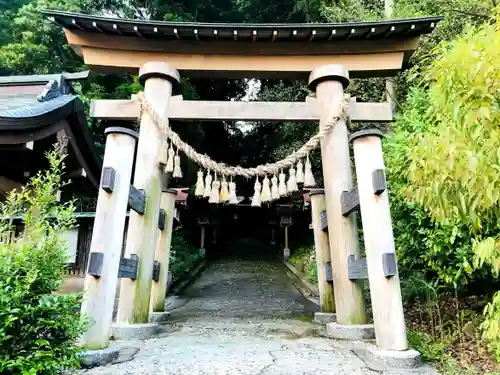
[{"x1": 81, "y1": 258, "x2": 438, "y2": 375}]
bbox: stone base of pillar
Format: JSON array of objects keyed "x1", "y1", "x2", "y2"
[
  {"x1": 283, "y1": 248, "x2": 290, "y2": 259},
  {"x1": 313, "y1": 312, "x2": 336, "y2": 325},
  {"x1": 364, "y1": 346, "x2": 422, "y2": 369},
  {"x1": 79, "y1": 345, "x2": 140, "y2": 369},
  {"x1": 111, "y1": 323, "x2": 160, "y2": 340},
  {"x1": 79, "y1": 347, "x2": 120, "y2": 368},
  {"x1": 326, "y1": 322, "x2": 375, "y2": 340},
  {"x1": 149, "y1": 312, "x2": 169, "y2": 323}
]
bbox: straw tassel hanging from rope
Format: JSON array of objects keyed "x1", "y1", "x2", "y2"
[
  {"x1": 219, "y1": 176, "x2": 229, "y2": 202},
  {"x1": 159, "y1": 140, "x2": 168, "y2": 166},
  {"x1": 195, "y1": 170, "x2": 205, "y2": 197},
  {"x1": 165, "y1": 142, "x2": 175, "y2": 173},
  {"x1": 228, "y1": 177, "x2": 238, "y2": 204},
  {"x1": 287, "y1": 167, "x2": 298, "y2": 192},
  {"x1": 304, "y1": 154, "x2": 316, "y2": 187},
  {"x1": 203, "y1": 171, "x2": 212, "y2": 198},
  {"x1": 209, "y1": 173, "x2": 220, "y2": 204},
  {"x1": 296, "y1": 159, "x2": 304, "y2": 184},
  {"x1": 173, "y1": 148, "x2": 182, "y2": 178},
  {"x1": 271, "y1": 174, "x2": 279, "y2": 201},
  {"x1": 278, "y1": 170, "x2": 287, "y2": 197},
  {"x1": 251, "y1": 176, "x2": 262, "y2": 207},
  {"x1": 261, "y1": 175, "x2": 271, "y2": 203},
  {"x1": 137, "y1": 90, "x2": 349, "y2": 205}
]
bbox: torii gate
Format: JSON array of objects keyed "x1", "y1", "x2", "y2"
[{"x1": 46, "y1": 10, "x2": 442, "y2": 366}]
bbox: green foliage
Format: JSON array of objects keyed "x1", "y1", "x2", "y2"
[
  {"x1": 408, "y1": 330, "x2": 483, "y2": 374},
  {"x1": 0, "y1": 0, "x2": 91, "y2": 74},
  {"x1": 407, "y1": 15, "x2": 500, "y2": 230},
  {"x1": 306, "y1": 257, "x2": 318, "y2": 284},
  {"x1": 387, "y1": 10, "x2": 500, "y2": 360},
  {"x1": 169, "y1": 229, "x2": 203, "y2": 281},
  {"x1": 385, "y1": 89, "x2": 480, "y2": 287},
  {"x1": 320, "y1": 0, "x2": 383, "y2": 22},
  {"x1": 481, "y1": 292, "x2": 500, "y2": 361},
  {"x1": 438, "y1": 356, "x2": 481, "y2": 375},
  {"x1": 288, "y1": 244, "x2": 318, "y2": 284},
  {"x1": 0, "y1": 151, "x2": 85, "y2": 375},
  {"x1": 407, "y1": 330, "x2": 446, "y2": 362}
]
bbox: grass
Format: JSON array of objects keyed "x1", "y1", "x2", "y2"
[
  {"x1": 288, "y1": 245, "x2": 318, "y2": 285},
  {"x1": 405, "y1": 296, "x2": 500, "y2": 375},
  {"x1": 293, "y1": 314, "x2": 314, "y2": 322}
]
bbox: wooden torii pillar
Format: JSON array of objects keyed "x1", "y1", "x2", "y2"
[
  {"x1": 309, "y1": 65, "x2": 367, "y2": 327},
  {"x1": 80, "y1": 127, "x2": 137, "y2": 349},
  {"x1": 309, "y1": 66, "x2": 411, "y2": 360},
  {"x1": 116, "y1": 62, "x2": 180, "y2": 331},
  {"x1": 351, "y1": 129, "x2": 407, "y2": 351},
  {"x1": 150, "y1": 187, "x2": 178, "y2": 314},
  {"x1": 309, "y1": 189, "x2": 335, "y2": 314}
]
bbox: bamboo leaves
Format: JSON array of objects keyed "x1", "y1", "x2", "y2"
[{"x1": 404, "y1": 16, "x2": 500, "y2": 232}]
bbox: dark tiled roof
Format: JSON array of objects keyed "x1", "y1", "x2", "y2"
[
  {"x1": 0, "y1": 93, "x2": 40, "y2": 112},
  {"x1": 0, "y1": 72, "x2": 89, "y2": 127},
  {"x1": 43, "y1": 10, "x2": 443, "y2": 42},
  {"x1": 0, "y1": 94, "x2": 77, "y2": 123},
  {"x1": 0, "y1": 71, "x2": 89, "y2": 86},
  {"x1": 0, "y1": 72, "x2": 101, "y2": 189}
]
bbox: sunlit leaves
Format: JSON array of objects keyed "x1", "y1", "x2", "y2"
[
  {"x1": 480, "y1": 291, "x2": 500, "y2": 361},
  {"x1": 473, "y1": 237, "x2": 500, "y2": 276},
  {"x1": 386, "y1": 12, "x2": 500, "y2": 354},
  {"x1": 405, "y1": 15, "x2": 500, "y2": 234}
]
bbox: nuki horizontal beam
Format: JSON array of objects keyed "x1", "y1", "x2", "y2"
[{"x1": 90, "y1": 98, "x2": 394, "y2": 123}]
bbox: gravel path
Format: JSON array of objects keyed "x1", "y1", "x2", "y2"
[
  {"x1": 81, "y1": 258, "x2": 438, "y2": 375},
  {"x1": 168, "y1": 258, "x2": 318, "y2": 320}
]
